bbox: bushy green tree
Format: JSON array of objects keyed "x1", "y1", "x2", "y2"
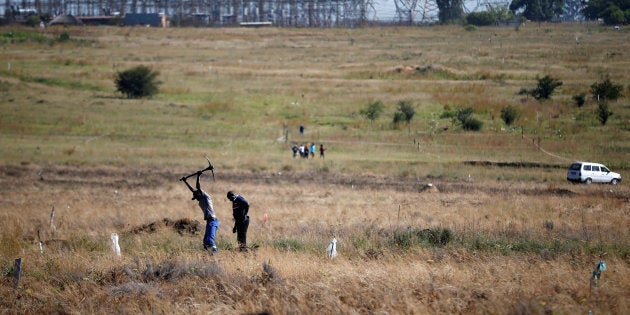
[
  {"x1": 509, "y1": 0, "x2": 564, "y2": 21},
  {"x1": 466, "y1": 11, "x2": 496, "y2": 26},
  {"x1": 360, "y1": 100, "x2": 384, "y2": 127},
  {"x1": 393, "y1": 100, "x2": 416, "y2": 134},
  {"x1": 602, "y1": 5, "x2": 626, "y2": 24},
  {"x1": 397, "y1": 100, "x2": 416, "y2": 124},
  {"x1": 115, "y1": 65, "x2": 161, "y2": 99},
  {"x1": 436, "y1": 0, "x2": 464, "y2": 23},
  {"x1": 531, "y1": 75, "x2": 562, "y2": 100},
  {"x1": 582, "y1": 0, "x2": 629, "y2": 25},
  {"x1": 590, "y1": 75, "x2": 623, "y2": 101}
]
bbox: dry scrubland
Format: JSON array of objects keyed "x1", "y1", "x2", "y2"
[{"x1": 0, "y1": 24, "x2": 629, "y2": 314}]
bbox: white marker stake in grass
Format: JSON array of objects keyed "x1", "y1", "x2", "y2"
[
  {"x1": 327, "y1": 237, "x2": 338, "y2": 259},
  {"x1": 111, "y1": 233, "x2": 121, "y2": 257}
]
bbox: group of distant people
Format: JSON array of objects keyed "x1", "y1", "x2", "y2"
[{"x1": 292, "y1": 143, "x2": 325, "y2": 159}]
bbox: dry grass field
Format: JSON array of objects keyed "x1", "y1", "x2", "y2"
[{"x1": 1, "y1": 23, "x2": 629, "y2": 314}]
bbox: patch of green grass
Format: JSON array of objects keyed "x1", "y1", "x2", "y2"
[
  {"x1": 270, "y1": 239, "x2": 306, "y2": 252},
  {"x1": 0, "y1": 29, "x2": 49, "y2": 44}
]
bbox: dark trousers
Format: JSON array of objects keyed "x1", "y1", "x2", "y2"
[{"x1": 235, "y1": 216, "x2": 249, "y2": 249}]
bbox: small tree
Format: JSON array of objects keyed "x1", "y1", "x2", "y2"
[
  {"x1": 531, "y1": 75, "x2": 562, "y2": 100},
  {"x1": 115, "y1": 65, "x2": 161, "y2": 99},
  {"x1": 397, "y1": 100, "x2": 416, "y2": 124},
  {"x1": 500, "y1": 105, "x2": 519, "y2": 126},
  {"x1": 395, "y1": 100, "x2": 416, "y2": 135},
  {"x1": 597, "y1": 102, "x2": 613, "y2": 125},
  {"x1": 360, "y1": 100, "x2": 384, "y2": 127},
  {"x1": 590, "y1": 75, "x2": 623, "y2": 101}
]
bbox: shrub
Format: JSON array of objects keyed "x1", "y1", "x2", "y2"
[
  {"x1": 418, "y1": 227, "x2": 453, "y2": 247},
  {"x1": 25, "y1": 15, "x2": 40, "y2": 27},
  {"x1": 58, "y1": 32, "x2": 71, "y2": 42},
  {"x1": 115, "y1": 65, "x2": 160, "y2": 99},
  {"x1": 392, "y1": 111, "x2": 405, "y2": 126},
  {"x1": 500, "y1": 105, "x2": 519, "y2": 126},
  {"x1": 465, "y1": 11, "x2": 496, "y2": 26},
  {"x1": 462, "y1": 117, "x2": 483, "y2": 131},
  {"x1": 464, "y1": 24, "x2": 477, "y2": 31},
  {"x1": 597, "y1": 102, "x2": 613, "y2": 125},
  {"x1": 591, "y1": 75, "x2": 623, "y2": 101},
  {"x1": 439, "y1": 104, "x2": 455, "y2": 119},
  {"x1": 572, "y1": 93, "x2": 586, "y2": 107},
  {"x1": 531, "y1": 75, "x2": 562, "y2": 100},
  {"x1": 455, "y1": 107, "x2": 474, "y2": 124}
]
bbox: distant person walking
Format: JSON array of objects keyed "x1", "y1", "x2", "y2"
[
  {"x1": 320, "y1": 143, "x2": 326, "y2": 158},
  {"x1": 310, "y1": 143, "x2": 316, "y2": 158},
  {"x1": 292, "y1": 145, "x2": 298, "y2": 158},
  {"x1": 181, "y1": 172, "x2": 219, "y2": 254},
  {"x1": 299, "y1": 144, "x2": 306, "y2": 158},
  {"x1": 227, "y1": 191, "x2": 250, "y2": 252},
  {"x1": 299, "y1": 124, "x2": 305, "y2": 135}
]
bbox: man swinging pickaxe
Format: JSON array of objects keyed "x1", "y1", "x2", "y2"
[
  {"x1": 180, "y1": 156, "x2": 219, "y2": 254},
  {"x1": 180, "y1": 156, "x2": 215, "y2": 181}
]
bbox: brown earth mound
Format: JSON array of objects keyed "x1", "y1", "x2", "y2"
[{"x1": 128, "y1": 218, "x2": 200, "y2": 235}]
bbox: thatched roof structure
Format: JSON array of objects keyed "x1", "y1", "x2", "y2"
[{"x1": 49, "y1": 14, "x2": 83, "y2": 26}]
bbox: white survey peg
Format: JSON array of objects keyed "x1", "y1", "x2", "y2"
[{"x1": 111, "y1": 233, "x2": 121, "y2": 257}]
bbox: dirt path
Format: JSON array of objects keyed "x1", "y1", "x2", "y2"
[{"x1": 1, "y1": 164, "x2": 627, "y2": 201}]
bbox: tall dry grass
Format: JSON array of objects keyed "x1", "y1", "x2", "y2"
[{"x1": 1, "y1": 164, "x2": 628, "y2": 313}]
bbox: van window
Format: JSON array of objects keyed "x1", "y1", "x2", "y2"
[
  {"x1": 592, "y1": 166, "x2": 600, "y2": 172},
  {"x1": 583, "y1": 165, "x2": 591, "y2": 171},
  {"x1": 569, "y1": 163, "x2": 581, "y2": 170},
  {"x1": 601, "y1": 167, "x2": 610, "y2": 172}
]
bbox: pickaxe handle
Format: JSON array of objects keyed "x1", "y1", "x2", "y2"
[{"x1": 180, "y1": 158, "x2": 214, "y2": 181}]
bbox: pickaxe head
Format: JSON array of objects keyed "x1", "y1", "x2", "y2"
[
  {"x1": 180, "y1": 157, "x2": 215, "y2": 181},
  {"x1": 205, "y1": 156, "x2": 215, "y2": 180}
]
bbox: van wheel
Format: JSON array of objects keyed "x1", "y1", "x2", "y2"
[
  {"x1": 611, "y1": 179, "x2": 619, "y2": 185},
  {"x1": 585, "y1": 178, "x2": 592, "y2": 184}
]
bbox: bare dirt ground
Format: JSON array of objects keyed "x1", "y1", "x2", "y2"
[{"x1": 3, "y1": 163, "x2": 627, "y2": 200}]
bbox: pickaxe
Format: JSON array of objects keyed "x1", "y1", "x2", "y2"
[{"x1": 180, "y1": 156, "x2": 214, "y2": 181}]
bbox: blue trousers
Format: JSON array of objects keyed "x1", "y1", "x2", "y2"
[{"x1": 204, "y1": 219, "x2": 219, "y2": 249}]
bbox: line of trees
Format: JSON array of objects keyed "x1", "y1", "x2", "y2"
[{"x1": 455, "y1": 0, "x2": 628, "y2": 25}]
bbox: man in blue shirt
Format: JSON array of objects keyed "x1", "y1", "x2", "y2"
[
  {"x1": 182, "y1": 172, "x2": 219, "y2": 254},
  {"x1": 227, "y1": 191, "x2": 249, "y2": 252}
]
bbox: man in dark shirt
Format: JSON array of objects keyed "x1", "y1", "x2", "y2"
[{"x1": 227, "y1": 191, "x2": 249, "y2": 252}]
